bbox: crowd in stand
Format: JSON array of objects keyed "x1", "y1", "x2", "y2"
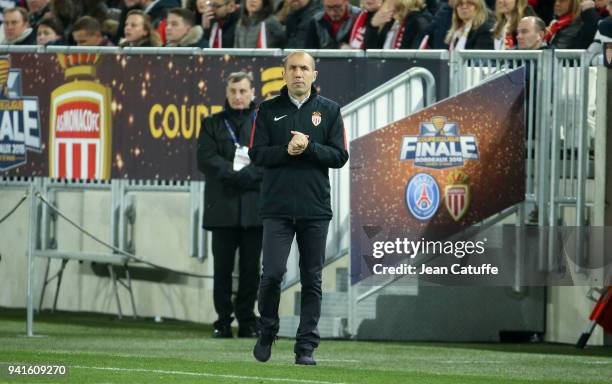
[{"x1": 0, "y1": 0, "x2": 609, "y2": 52}]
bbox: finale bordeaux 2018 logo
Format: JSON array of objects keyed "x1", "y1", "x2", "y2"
[
  {"x1": 0, "y1": 57, "x2": 41, "y2": 172},
  {"x1": 400, "y1": 116, "x2": 479, "y2": 222},
  {"x1": 49, "y1": 53, "x2": 112, "y2": 180}
]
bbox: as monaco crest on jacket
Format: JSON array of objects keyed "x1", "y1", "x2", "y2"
[
  {"x1": 312, "y1": 111, "x2": 321, "y2": 126},
  {"x1": 49, "y1": 54, "x2": 112, "y2": 180}
]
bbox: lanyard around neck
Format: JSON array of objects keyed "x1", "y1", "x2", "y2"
[{"x1": 223, "y1": 111, "x2": 256, "y2": 147}]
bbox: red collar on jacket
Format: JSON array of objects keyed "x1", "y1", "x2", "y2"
[{"x1": 323, "y1": 8, "x2": 351, "y2": 39}]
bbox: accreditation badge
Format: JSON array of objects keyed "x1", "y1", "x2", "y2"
[{"x1": 233, "y1": 145, "x2": 250, "y2": 171}]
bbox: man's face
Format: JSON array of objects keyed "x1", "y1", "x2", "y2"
[
  {"x1": 209, "y1": 0, "x2": 233, "y2": 19},
  {"x1": 363, "y1": 0, "x2": 381, "y2": 12},
  {"x1": 323, "y1": 0, "x2": 347, "y2": 21},
  {"x1": 288, "y1": 0, "x2": 310, "y2": 11},
  {"x1": 594, "y1": 0, "x2": 607, "y2": 8},
  {"x1": 283, "y1": 53, "x2": 317, "y2": 98},
  {"x1": 166, "y1": 14, "x2": 191, "y2": 43},
  {"x1": 226, "y1": 78, "x2": 254, "y2": 110},
  {"x1": 72, "y1": 29, "x2": 102, "y2": 46},
  {"x1": 517, "y1": 19, "x2": 543, "y2": 49},
  {"x1": 3, "y1": 11, "x2": 28, "y2": 41}
]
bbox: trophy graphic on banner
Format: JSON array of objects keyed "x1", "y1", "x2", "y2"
[{"x1": 49, "y1": 53, "x2": 112, "y2": 180}]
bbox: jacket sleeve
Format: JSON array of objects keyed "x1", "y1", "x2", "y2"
[
  {"x1": 550, "y1": 20, "x2": 582, "y2": 49},
  {"x1": 304, "y1": 19, "x2": 320, "y2": 49},
  {"x1": 267, "y1": 17, "x2": 287, "y2": 48},
  {"x1": 401, "y1": 13, "x2": 431, "y2": 49},
  {"x1": 248, "y1": 105, "x2": 291, "y2": 167},
  {"x1": 364, "y1": 19, "x2": 391, "y2": 49},
  {"x1": 302, "y1": 107, "x2": 349, "y2": 169},
  {"x1": 572, "y1": 8, "x2": 599, "y2": 49},
  {"x1": 470, "y1": 25, "x2": 494, "y2": 50},
  {"x1": 197, "y1": 116, "x2": 237, "y2": 183}
]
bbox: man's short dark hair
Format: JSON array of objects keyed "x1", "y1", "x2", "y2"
[
  {"x1": 3, "y1": 7, "x2": 29, "y2": 23},
  {"x1": 168, "y1": 7, "x2": 195, "y2": 27},
  {"x1": 38, "y1": 16, "x2": 65, "y2": 37},
  {"x1": 72, "y1": 16, "x2": 102, "y2": 35},
  {"x1": 227, "y1": 71, "x2": 254, "y2": 87}
]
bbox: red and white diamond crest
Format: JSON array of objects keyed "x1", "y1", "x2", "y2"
[{"x1": 312, "y1": 111, "x2": 321, "y2": 126}]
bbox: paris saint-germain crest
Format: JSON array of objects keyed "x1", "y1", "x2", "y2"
[{"x1": 405, "y1": 172, "x2": 440, "y2": 220}]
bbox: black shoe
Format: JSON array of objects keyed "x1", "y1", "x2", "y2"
[
  {"x1": 295, "y1": 352, "x2": 316, "y2": 366},
  {"x1": 238, "y1": 324, "x2": 259, "y2": 338},
  {"x1": 253, "y1": 333, "x2": 276, "y2": 362},
  {"x1": 212, "y1": 325, "x2": 233, "y2": 338}
]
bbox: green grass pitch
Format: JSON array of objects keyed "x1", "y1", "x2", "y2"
[{"x1": 0, "y1": 308, "x2": 611, "y2": 383}]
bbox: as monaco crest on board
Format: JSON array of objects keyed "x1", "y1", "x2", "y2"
[
  {"x1": 445, "y1": 170, "x2": 470, "y2": 221},
  {"x1": 49, "y1": 53, "x2": 112, "y2": 180},
  {"x1": 312, "y1": 111, "x2": 321, "y2": 126}
]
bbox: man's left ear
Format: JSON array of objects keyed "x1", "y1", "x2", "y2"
[{"x1": 313, "y1": 70, "x2": 318, "y2": 82}]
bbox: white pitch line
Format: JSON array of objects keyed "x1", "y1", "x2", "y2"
[
  {"x1": 317, "y1": 359, "x2": 360, "y2": 363},
  {"x1": 72, "y1": 365, "x2": 348, "y2": 384}
]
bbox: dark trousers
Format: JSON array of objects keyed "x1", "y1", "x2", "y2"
[
  {"x1": 211, "y1": 227, "x2": 262, "y2": 329},
  {"x1": 257, "y1": 218, "x2": 330, "y2": 354}
]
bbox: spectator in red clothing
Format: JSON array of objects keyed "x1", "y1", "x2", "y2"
[
  {"x1": 202, "y1": 0, "x2": 241, "y2": 47},
  {"x1": 346, "y1": 0, "x2": 382, "y2": 49},
  {"x1": 305, "y1": 0, "x2": 360, "y2": 48},
  {"x1": 545, "y1": 0, "x2": 599, "y2": 48},
  {"x1": 594, "y1": 0, "x2": 610, "y2": 17},
  {"x1": 364, "y1": 0, "x2": 433, "y2": 49}
]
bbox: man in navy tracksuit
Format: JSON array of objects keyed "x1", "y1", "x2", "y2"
[{"x1": 249, "y1": 51, "x2": 349, "y2": 365}]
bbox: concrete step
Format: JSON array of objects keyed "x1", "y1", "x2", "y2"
[{"x1": 278, "y1": 315, "x2": 347, "y2": 338}]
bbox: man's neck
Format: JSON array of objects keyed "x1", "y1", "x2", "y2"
[{"x1": 289, "y1": 91, "x2": 310, "y2": 103}]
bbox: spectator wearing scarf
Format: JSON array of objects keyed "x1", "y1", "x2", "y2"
[
  {"x1": 364, "y1": 0, "x2": 433, "y2": 49},
  {"x1": 234, "y1": 0, "x2": 286, "y2": 47},
  {"x1": 304, "y1": 0, "x2": 360, "y2": 48}
]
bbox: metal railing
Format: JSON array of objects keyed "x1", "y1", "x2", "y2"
[{"x1": 0, "y1": 47, "x2": 606, "y2": 336}]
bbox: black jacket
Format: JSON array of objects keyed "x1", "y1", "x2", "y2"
[
  {"x1": 249, "y1": 86, "x2": 349, "y2": 220},
  {"x1": 364, "y1": 9, "x2": 433, "y2": 49},
  {"x1": 550, "y1": 9, "x2": 599, "y2": 49},
  {"x1": 197, "y1": 101, "x2": 263, "y2": 229},
  {"x1": 422, "y1": 2, "x2": 452, "y2": 49},
  {"x1": 449, "y1": 17, "x2": 495, "y2": 50},
  {"x1": 304, "y1": 5, "x2": 361, "y2": 49},
  {"x1": 203, "y1": 10, "x2": 240, "y2": 48},
  {"x1": 286, "y1": 0, "x2": 323, "y2": 48}
]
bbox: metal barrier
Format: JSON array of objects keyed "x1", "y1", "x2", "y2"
[
  {"x1": 344, "y1": 49, "x2": 605, "y2": 337},
  {"x1": 0, "y1": 47, "x2": 605, "y2": 336}
]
